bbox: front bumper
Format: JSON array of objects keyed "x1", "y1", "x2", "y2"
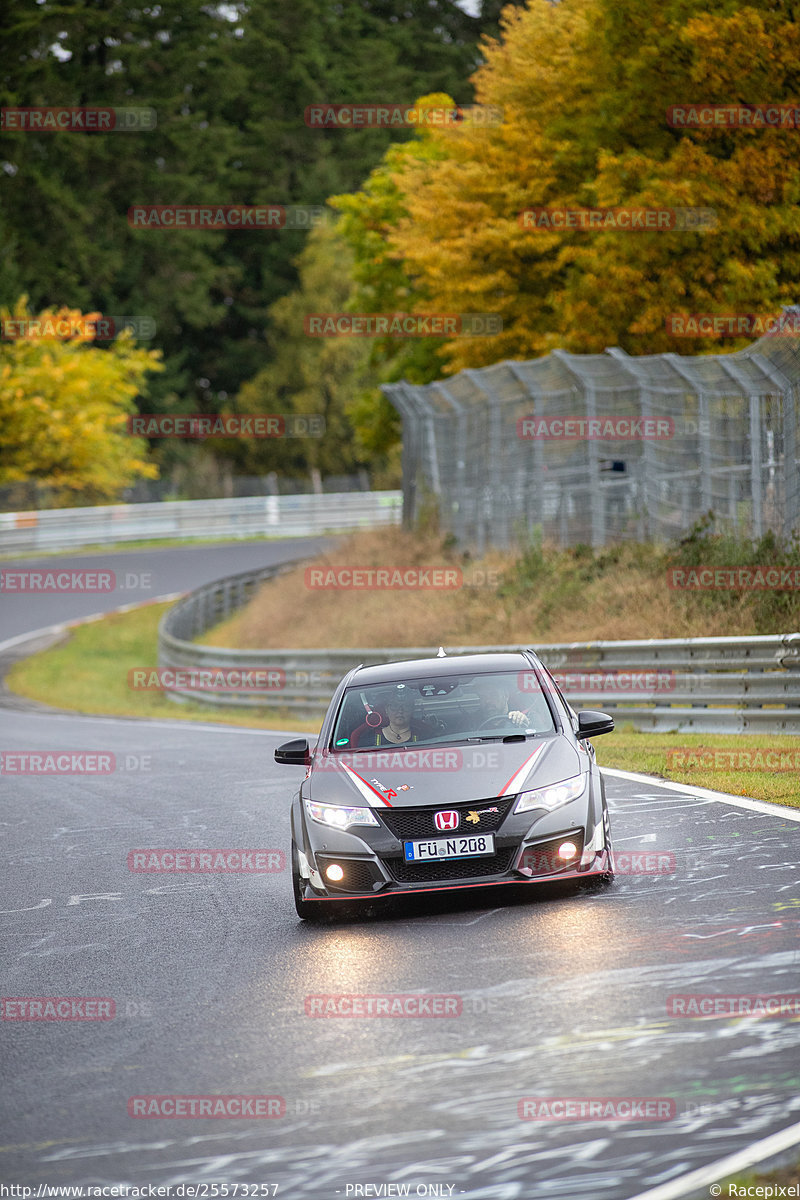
[
  {"x1": 296, "y1": 847, "x2": 613, "y2": 904},
  {"x1": 295, "y1": 797, "x2": 610, "y2": 903}
]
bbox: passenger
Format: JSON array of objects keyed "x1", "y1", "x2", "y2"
[{"x1": 355, "y1": 685, "x2": 426, "y2": 746}]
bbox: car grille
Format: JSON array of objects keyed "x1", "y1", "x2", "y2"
[
  {"x1": 377, "y1": 797, "x2": 514, "y2": 842},
  {"x1": 385, "y1": 848, "x2": 517, "y2": 884},
  {"x1": 315, "y1": 856, "x2": 383, "y2": 894}
]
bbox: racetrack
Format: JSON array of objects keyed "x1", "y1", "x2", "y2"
[
  {"x1": 2, "y1": 540, "x2": 800, "y2": 1199},
  {"x1": 0, "y1": 538, "x2": 331, "y2": 640}
]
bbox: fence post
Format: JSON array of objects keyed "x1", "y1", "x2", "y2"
[
  {"x1": 465, "y1": 371, "x2": 510, "y2": 548},
  {"x1": 745, "y1": 351, "x2": 797, "y2": 539},
  {"x1": 433, "y1": 382, "x2": 467, "y2": 545}
]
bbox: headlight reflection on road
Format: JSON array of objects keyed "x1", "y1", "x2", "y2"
[{"x1": 307, "y1": 927, "x2": 384, "y2": 990}]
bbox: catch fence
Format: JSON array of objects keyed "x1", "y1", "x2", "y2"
[{"x1": 382, "y1": 323, "x2": 800, "y2": 551}]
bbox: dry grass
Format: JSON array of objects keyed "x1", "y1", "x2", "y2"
[{"x1": 201, "y1": 528, "x2": 789, "y2": 649}]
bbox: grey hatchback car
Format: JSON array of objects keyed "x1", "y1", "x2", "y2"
[{"x1": 275, "y1": 650, "x2": 615, "y2": 919}]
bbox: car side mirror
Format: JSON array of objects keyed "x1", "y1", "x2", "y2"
[
  {"x1": 275, "y1": 738, "x2": 311, "y2": 765},
  {"x1": 576, "y1": 710, "x2": 615, "y2": 739}
]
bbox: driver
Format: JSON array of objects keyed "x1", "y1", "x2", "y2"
[{"x1": 473, "y1": 678, "x2": 529, "y2": 728}]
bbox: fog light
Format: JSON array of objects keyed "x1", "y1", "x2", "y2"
[
  {"x1": 557, "y1": 841, "x2": 578, "y2": 860},
  {"x1": 325, "y1": 863, "x2": 345, "y2": 882}
]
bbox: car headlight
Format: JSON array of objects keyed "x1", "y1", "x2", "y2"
[
  {"x1": 514, "y1": 775, "x2": 586, "y2": 814},
  {"x1": 305, "y1": 800, "x2": 379, "y2": 830}
]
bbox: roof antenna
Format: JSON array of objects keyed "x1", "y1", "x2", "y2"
[{"x1": 437, "y1": 646, "x2": 447, "y2": 657}]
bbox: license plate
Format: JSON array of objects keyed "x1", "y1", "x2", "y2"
[{"x1": 404, "y1": 834, "x2": 495, "y2": 861}]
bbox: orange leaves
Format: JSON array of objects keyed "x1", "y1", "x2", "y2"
[
  {"x1": 0, "y1": 297, "x2": 161, "y2": 501},
  {"x1": 335, "y1": 0, "x2": 800, "y2": 370}
]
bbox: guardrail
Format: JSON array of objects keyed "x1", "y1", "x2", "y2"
[
  {"x1": 0, "y1": 491, "x2": 402, "y2": 554},
  {"x1": 158, "y1": 565, "x2": 800, "y2": 733}
]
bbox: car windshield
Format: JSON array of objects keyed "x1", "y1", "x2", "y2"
[{"x1": 330, "y1": 670, "x2": 556, "y2": 751}]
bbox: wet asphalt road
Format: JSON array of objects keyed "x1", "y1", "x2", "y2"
[
  {"x1": 0, "y1": 538, "x2": 331, "y2": 640},
  {"x1": 1, "y1": 541, "x2": 799, "y2": 1198}
]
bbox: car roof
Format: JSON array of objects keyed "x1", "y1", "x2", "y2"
[{"x1": 348, "y1": 651, "x2": 541, "y2": 686}]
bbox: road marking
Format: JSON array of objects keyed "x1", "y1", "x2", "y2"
[
  {"x1": 602, "y1": 767, "x2": 800, "y2": 823},
  {"x1": 0, "y1": 595, "x2": 186, "y2": 656},
  {"x1": 627, "y1": 1114, "x2": 800, "y2": 1200}
]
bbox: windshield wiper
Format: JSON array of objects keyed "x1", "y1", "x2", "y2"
[{"x1": 463, "y1": 732, "x2": 537, "y2": 743}]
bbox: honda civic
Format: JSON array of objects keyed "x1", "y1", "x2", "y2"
[{"x1": 275, "y1": 650, "x2": 615, "y2": 919}]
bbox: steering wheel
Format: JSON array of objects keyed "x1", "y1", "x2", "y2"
[{"x1": 478, "y1": 713, "x2": 516, "y2": 729}]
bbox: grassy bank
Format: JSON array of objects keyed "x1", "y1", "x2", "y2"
[
  {"x1": 201, "y1": 522, "x2": 800, "y2": 648},
  {"x1": 6, "y1": 602, "x2": 313, "y2": 733},
  {"x1": 0, "y1": 532, "x2": 306, "y2": 563}
]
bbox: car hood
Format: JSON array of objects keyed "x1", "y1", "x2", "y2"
[{"x1": 308, "y1": 737, "x2": 584, "y2": 808}]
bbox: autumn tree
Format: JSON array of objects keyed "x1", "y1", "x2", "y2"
[
  {"x1": 0, "y1": 0, "x2": 510, "y2": 420},
  {"x1": 337, "y1": 0, "x2": 800, "y2": 374},
  {"x1": 0, "y1": 299, "x2": 160, "y2": 504}
]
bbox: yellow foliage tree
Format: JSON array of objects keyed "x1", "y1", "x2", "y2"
[
  {"x1": 0, "y1": 298, "x2": 161, "y2": 505},
  {"x1": 378, "y1": 0, "x2": 604, "y2": 370},
  {"x1": 371, "y1": 0, "x2": 800, "y2": 369}
]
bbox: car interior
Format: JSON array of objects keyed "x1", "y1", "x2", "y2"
[{"x1": 332, "y1": 673, "x2": 556, "y2": 749}]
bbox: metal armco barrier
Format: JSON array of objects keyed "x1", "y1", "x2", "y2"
[
  {"x1": 158, "y1": 565, "x2": 800, "y2": 732},
  {"x1": 0, "y1": 491, "x2": 402, "y2": 554}
]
